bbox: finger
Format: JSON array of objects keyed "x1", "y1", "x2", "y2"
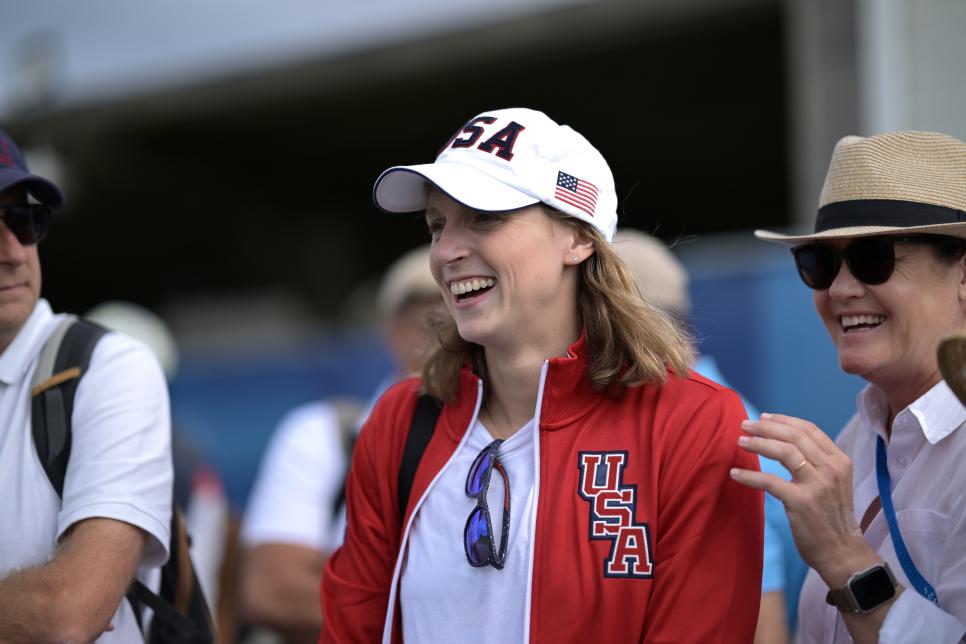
[
  {"x1": 741, "y1": 418, "x2": 828, "y2": 467},
  {"x1": 760, "y1": 412, "x2": 839, "y2": 454},
  {"x1": 737, "y1": 435, "x2": 812, "y2": 478},
  {"x1": 729, "y1": 467, "x2": 797, "y2": 504}
]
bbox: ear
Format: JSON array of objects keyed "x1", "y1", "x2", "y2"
[{"x1": 564, "y1": 227, "x2": 596, "y2": 265}]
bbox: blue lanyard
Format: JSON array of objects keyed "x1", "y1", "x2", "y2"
[{"x1": 875, "y1": 436, "x2": 939, "y2": 605}]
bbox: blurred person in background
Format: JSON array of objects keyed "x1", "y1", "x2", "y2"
[
  {"x1": 613, "y1": 228, "x2": 807, "y2": 644},
  {"x1": 322, "y1": 107, "x2": 763, "y2": 642},
  {"x1": 239, "y1": 244, "x2": 442, "y2": 644},
  {"x1": 0, "y1": 129, "x2": 172, "y2": 642},
  {"x1": 734, "y1": 131, "x2": 966, "y2": 643},
  {"x1": 84, "y1": 300, "x2": 231, "y2": 628}
]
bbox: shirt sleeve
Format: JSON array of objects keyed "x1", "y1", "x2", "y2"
[
  {"x1": 241, "y1": 402, "x2": 346, "y2": 551},
  {"x1": 59, "y1": 332, "x2": 173, "y2": 572},
  {"x1": 642, "y1": 388, "x2": 764, "y2": 643},
  {"x1": 880, "y1": 591, "x2": 966, "y2": 643}
]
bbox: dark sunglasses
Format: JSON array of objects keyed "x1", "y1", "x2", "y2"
[
  {"x1": 463, "y1": 439, "x2": 510, "y2": 570},
  {"x1": 0, "y1": 204, "x2": 51, "y2": 246},
  {"x1": 790, "y1": 235, "x2": 956, "y2": 290}
]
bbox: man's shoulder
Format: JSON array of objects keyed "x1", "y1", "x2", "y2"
[
  {"x1": 267, "y1": 400, "x2": 346, "y2": 456},
  {"x1": 83, "y1": 328, "x2": 167, "y2": 384}
]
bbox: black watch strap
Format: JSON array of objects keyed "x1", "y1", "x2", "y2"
[
  {"x1": 825, "y1": 562, "x2": 899, "y2": 614},
  {"x1": 826, "y1": 585, "x2": 860, "y2": 612}
]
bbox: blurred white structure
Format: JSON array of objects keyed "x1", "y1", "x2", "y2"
[{"x1": 1, "y1": 0, "x2": 963, "y2": 226}]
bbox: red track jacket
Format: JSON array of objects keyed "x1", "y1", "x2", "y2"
[{"x1": 322, "y1": 338, "x2": 763, "y2": 643}]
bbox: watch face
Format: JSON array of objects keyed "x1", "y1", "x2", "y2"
[{"x1": 852, "y1": 566, "x2": 896, "y2": 610}]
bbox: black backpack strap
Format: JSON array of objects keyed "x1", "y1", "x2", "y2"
[
  {"x1": 29, "y1": 317, "x2": 214, "y2": 643},
  {"x1": 30, "y1": 317, "x2": 108, "y2": 498},
  {"x1": 397, "y1": 393, "x2": 442, "y2": 520},
  {"x1": 131, "y1": 508, "x2": 215, "y2": 644}
]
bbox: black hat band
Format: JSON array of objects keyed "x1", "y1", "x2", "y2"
[{"x1": 815, "y1": 199, "x2": 966, "y2": 233}]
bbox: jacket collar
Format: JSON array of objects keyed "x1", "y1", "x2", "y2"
[{"x1": 438, "y1": 333, "x2": 604, "y2": 440}]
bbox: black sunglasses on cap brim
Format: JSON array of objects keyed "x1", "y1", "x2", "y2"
[
  {"x1": 0, "y1": 204, "x2": 51, "y2": 246},
  {"x1": 790, "y1": 234, "x2": 965, "y2": 290}
]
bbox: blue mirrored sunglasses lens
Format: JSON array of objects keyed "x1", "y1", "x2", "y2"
[
  {"x1": 465, "y1": 448, "x2": 492, "y2": 497},
  {"x1": 464, "y1": 506, "x2": 492, "y2": 566}
]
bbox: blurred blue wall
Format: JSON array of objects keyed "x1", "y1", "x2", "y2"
[
  {"x1": 680, "y1": 231, "x2": 864, "y2": 437},
  {"x1": 169, "y1": 330, "x2": 392, "y2": 508}
]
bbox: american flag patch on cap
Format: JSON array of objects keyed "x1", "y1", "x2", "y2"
[{"x1": 555, "y1": 171, "x2": 598, "y2": 217}]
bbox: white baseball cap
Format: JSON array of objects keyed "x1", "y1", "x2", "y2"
[{"x1": 373, "y1": 107, "x2": 618, "y2": 242}]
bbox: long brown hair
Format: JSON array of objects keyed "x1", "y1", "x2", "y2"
[{"x1": 422, "y1": 209, "x2": 695, "y2": 401}]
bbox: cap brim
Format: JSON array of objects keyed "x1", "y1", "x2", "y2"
[
  {"x1": 373, "y1": 162, "x2": 539, "y2": 214},
  {"x1": 0, "y1": 169, "x2": 64, "y2": 208},
  {"x1": 755, "y1": 221, "x2": 966, "y2": 246}
]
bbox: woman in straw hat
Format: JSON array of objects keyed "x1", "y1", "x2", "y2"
[
  {"x1": 733, "y1": 131, "x2": 966, "y2": 643},
  {"x1": 320, "y1": 108, "x2": 763, "y2": 643}
]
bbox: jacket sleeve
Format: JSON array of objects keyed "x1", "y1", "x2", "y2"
[
  {"x1": 642, "y1": 388, "x2": 764, "y2": 643},
  {"x1": 320, "y1": 383, "x2": 415, "y2": 643}
]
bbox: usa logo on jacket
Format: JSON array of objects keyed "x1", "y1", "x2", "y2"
[{"x1": 577, "y1": 451, "x2": 654, "y2": 578}]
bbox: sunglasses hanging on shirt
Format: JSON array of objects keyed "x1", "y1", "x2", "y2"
[
  {"x1": 0, "y1": 204, "x2": 51, "y2": 246},
  {"x1": 463, "y1": 439, "x2": 511, "y2": 570}
]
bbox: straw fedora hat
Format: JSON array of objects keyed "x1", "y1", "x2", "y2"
[
  {"x1": 756, "y1": 130, "x2": 966, "y2": 246},
  {"x1": 939, "y1": 332, "x2": 966, "y2": 407}
]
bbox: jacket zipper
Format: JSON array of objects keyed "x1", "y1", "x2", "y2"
[
  {"x1": 381, "y1": 380, "x2": 485, "y2": 644},
  {"x1": 522, "y1": 361, "x2": 550, "y2": 643}
]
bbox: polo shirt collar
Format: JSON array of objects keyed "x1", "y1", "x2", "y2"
[
  {"x1": 0, "y1": 299, "x2": 56, "y2": 386},
  {"x1": 857, "y1": 379, "x2": 966, "y2": 445}
]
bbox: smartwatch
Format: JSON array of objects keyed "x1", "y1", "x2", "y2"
[{"x1": 825, "y1": 562, "x2": 899, "y2": 613}]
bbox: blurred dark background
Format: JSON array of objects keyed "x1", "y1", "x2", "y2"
[{"x1": 17, "y1": 3, "x2": 787, "y2": 318}]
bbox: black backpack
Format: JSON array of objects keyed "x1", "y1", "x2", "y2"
[{"x1": 30, "y1": 316, "x2": 215, "y2": 644}]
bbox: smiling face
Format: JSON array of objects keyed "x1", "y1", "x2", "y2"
[
  {"x1": 425, "y1": 191, "x2": 588, "y2": 356},
  {"x1": 0, "y1": 187, "x2": 42, "y2": 353},
  {"x1": 813, "y1": 236, "x2": 966, "y2": 407}
]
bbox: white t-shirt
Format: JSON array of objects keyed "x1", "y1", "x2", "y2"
[
  {"x1": 0, "y1": 299, "x2": 173, "y2": 643},
  {"x1": 401, "y1": 417, "x2": 536, "y2": 643},
  {"x1": 242, "y1": 401, "x2": 350, "y2": 552}
]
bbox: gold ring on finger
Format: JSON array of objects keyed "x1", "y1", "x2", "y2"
[{"x1": 793, "y1": 459, "x2": 809, "y2": 473}]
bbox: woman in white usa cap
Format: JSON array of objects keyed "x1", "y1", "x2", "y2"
[{"x1": 321, "y1": 107, "x2": 764, "y2": 643}]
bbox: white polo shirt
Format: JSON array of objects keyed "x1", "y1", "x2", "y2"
[
  {"x1": 0, "y1": 299, "x2": 173, "y2": 643},
  {"x1": 242, "y1": 401, "x2": 350, "y2": 553}
]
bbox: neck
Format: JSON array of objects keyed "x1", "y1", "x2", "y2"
[
  {"x1": 0, "y1": 328, "x2": 19, "y2": 355},
  {"x1": 480, "y1": 330, "x2": 579, "y2": 439},
  {"x1": 480, "y1": 350, "x2": 544, "y2": 440},
  {"x1": 878, "y1": 368, "x2": 943, "y2": 439}
]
